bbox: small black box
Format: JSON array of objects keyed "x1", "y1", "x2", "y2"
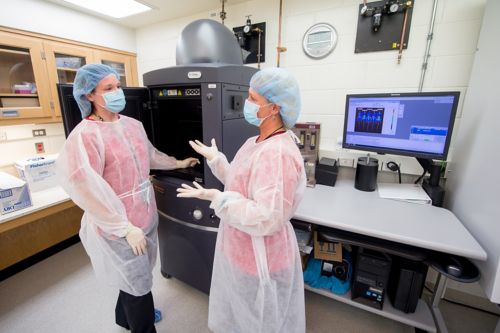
[{"x1": 316, "y1": 158, "x2": 338, "y2": 187}]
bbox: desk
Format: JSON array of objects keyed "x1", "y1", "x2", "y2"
[
  {"x1": 0, "y1": 186, "x2": 71, "y2": 227},
  {"x1": 0, "y1": 187, "x2": 81, "y2": 271},
  {"x1": 294, "y1": 179, "x2": 487, "y2": 332}
]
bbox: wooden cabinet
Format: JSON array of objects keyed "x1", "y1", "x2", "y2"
[
  {"x1": 0, "y1": 28, "x2": 138, "y2": 125},
  {"x1": 0, "y1": 31, "x2": 53, "y2": 122},
  {"x1": 94, "y1": 50, "x2": 138, "y2": 87},
  {"x1": 43, "y1": 41, "x2": 95, "y2": 118},
  {"x1": 0, "y1": 201, "x2": 83, "y2": 271}
]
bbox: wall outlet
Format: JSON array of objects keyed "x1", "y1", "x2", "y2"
[
  {"x1": 32, "y1": 129, "x2": 46, "y2": 137},
  {"x1": 0, "y1": 130, "x2": 7, "y2": 141},
  {"x1": 338, "y1": 158, "x2": 354, "y2": 167}
]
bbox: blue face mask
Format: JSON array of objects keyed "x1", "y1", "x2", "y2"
[
  {"x1": 99, "y1": 88, "x2": 126, "y2": 113},
  {"x1": 244, "y1": 100, "x2": 272, "y2": 127}
]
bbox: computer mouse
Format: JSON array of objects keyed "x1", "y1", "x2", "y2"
[{"x1": 446, "y1": 259, "x2": 463, "y2": 277}]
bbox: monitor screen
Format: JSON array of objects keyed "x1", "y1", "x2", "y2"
[{"x1": 342, "y1": 92, "x2": 460, "y2": 160}]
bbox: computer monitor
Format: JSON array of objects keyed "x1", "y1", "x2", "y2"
[
  {"x1": 342, "y1": 92, "x2": 460, "y2": 160},
  {"x1": 57, "y1": 84, "x2": 152, "y2": 139}
]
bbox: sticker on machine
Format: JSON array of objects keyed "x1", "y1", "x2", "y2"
[
  {"x1": 208, "y1": 84, "x2": 217, "y2": 89},
  {"x1": 187, "y1": 71, "x2": 202, "y2": 79}
]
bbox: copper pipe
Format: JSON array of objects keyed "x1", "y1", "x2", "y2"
[
  {"x1": 397, "y1": 3, "x2": 410, "y2": 64},
  {"x1": 277, "y1": 0, "x2": 284, "y2": 67}
]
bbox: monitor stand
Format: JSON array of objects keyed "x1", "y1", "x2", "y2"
[{"x1": 416, "y1": 158, "x2": 445, "y2": 207}]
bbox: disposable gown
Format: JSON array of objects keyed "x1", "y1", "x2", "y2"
[
  {"x1": 56, "y1": 115, "x2": 177, "y2": 296},
  {"x1": 206, "y1": 132, "x2": 306, "y2": 333}
]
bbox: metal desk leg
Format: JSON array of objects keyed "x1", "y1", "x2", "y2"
[{"x1": 430, "y1": 273, "x2": 449, "y2": 333}]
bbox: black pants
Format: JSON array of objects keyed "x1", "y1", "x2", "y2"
[{"x1": 115, "y1": 290, "x2": 156, "y2": 333}]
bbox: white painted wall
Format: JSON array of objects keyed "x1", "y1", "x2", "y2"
[
  {"x1": 0, "y1": 123, "x2": 65, "y2": 175},
  {"x1": 135, "y1": 0, "x2": 486, "y2": 175},
  {"x1": 0, "y1": 0, "x2": 136, "y2": 52},
  {"x1": 445, "y1": 0, "x2": 500, "y2": 303}
]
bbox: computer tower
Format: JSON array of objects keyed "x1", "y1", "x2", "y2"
[
  {"x1": 388, "y1": 257, "x2": 428, "y2": 313},
  {"x1": 351, "y1": 248, "x2": 392, "y2": 310}
]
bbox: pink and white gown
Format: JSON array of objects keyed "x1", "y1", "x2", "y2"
[
  {"x1": 56, "y1": 115, "x2": 177, "y2": 296},
  {"x1": 207, "y1": 131, "x2": 307, "y2": 333}
]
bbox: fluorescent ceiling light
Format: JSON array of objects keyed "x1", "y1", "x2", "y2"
[{"x1": 61, "y1": 0, "x2": 152, "y2": 18}]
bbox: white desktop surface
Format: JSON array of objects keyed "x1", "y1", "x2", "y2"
[
  {"x1": 0, "y1": 186, "x2": 70, "y2": 225},
  {"x1": 295, "y1": 179, "x2": 487, "y2": 261}
]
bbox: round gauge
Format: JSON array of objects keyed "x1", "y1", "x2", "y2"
[
  {"x1": 302, "y1": 23, "x2": 338, "y2": 59},
  {"x1": 243, "y1": 25, "x2": 251, "y2": 34},
  {"x1": 390, "y1": 3, "x2": 399, "y2": 13}
]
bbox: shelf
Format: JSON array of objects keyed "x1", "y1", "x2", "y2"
[
  {"x1": 0, "y1": 107, "x2": 39, "y2": 110},
  {"x1": 0, "y1": 93, "x2": 38, "y2": 97},
  {"x1": 304, "y1": 285, "x2": 436, "y2": 333},
  {"x1": 57, "y1": 67, "x2": 78, "y2": 72},
  {"x1": 0, "y1": 48, "x2": 30, "y2": 56}
]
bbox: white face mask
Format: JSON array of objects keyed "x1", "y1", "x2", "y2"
[
  {"x1": 243, "y1": 100, "x2": 272, "y2": 127},
  {"x1": 95, "y1": 88, "x2": 126, "y2": 113}
]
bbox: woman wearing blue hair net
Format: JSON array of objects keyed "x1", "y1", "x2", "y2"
[
  {"x1": 56, "y1": 64, "x2": 199, "y2": 333},
  {"x1": 177, "y1": 67, "x2": 307, "y2": 332}
]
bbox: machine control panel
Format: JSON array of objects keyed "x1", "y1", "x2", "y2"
[{"x1": 154, "y1": 86, "x2": 201, "y2": 98}]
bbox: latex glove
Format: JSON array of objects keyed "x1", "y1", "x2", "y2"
[
  {"x1": 176, "y1": 157, "x2": 200, "y2": 169},
  {"x1": 189, "y1": 139, "x2": 219, "y2": 162},
  {"x1": 125, "y1": 223, "x2": 147, "y2": 256},
  {"x1": 176, "y1": 181, "x2": 221, "y2": 201}
]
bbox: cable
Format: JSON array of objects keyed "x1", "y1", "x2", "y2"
[
  {"x1": 414, "y1": 169, "x2": 426, "y2": 184},
  {"x1": 442, "y1": 297, "x2": 500, "y2": 317},
  {"x1": 424, "y1": 283, "x2": 500, "y2": 317},
  {"x1": 386, "y1": 161, "x2": 401, "y2": 184}
]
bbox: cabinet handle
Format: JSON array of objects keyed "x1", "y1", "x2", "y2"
[{"x1": 1, "y1": 110, "x2": 19, "y2": 117}]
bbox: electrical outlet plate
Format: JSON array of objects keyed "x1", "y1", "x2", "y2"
[
  {"x1": 33, "y1": 129, "x2": 46, "y2": 137},
  {"x1": 338, "y1": 158, "x2": 354, "y2": 167},
  {"x1": 0, "y1": 130, "x2": 7, "y2": 141}
]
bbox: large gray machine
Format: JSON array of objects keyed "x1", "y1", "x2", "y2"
[{"x1": 144, "y1": 19, "x2": 258, "y2": 293}]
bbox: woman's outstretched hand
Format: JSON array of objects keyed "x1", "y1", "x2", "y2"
[
  {"x1": 189, "y1": 139, "x2": 219, "y2": 161},
  {"x1": 176, "y1": 181, "x2": 221, "y2": 202}
]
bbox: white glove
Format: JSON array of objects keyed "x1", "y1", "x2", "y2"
[
  {"x1": 176, "y1": 157, "x2": 200, "y2": 169},
  {"x1": 176, "y1": 181, "x2": 221, "y2": 202},
  {"x1": 189, "y1": 139, "x2": 219, "y2": 161},
  {"x1": 125, "y1": 223, "x2": 147, "y2": 256}
]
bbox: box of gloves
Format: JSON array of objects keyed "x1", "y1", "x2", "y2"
[
  {"x1": 15, "y1": 154, "x2": 59, "y2": 192},
  {"x1": 0, "y1": 172, "x2": 32, "y2": 215}
]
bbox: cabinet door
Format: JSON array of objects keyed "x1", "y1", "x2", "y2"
[
  {"x1": 0, "y1": 31, "x2": 52, "y2": 123},
  {"x1": 44, "y1": 41, "x2": 95, "y2": 117},
  {"x1": 94, "y1": 50, "x2": 137, "y2": 87}
]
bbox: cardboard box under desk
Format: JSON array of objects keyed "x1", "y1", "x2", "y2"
[{"x1": 314, "y1": 231, "x2": 342, "y2": 262}]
